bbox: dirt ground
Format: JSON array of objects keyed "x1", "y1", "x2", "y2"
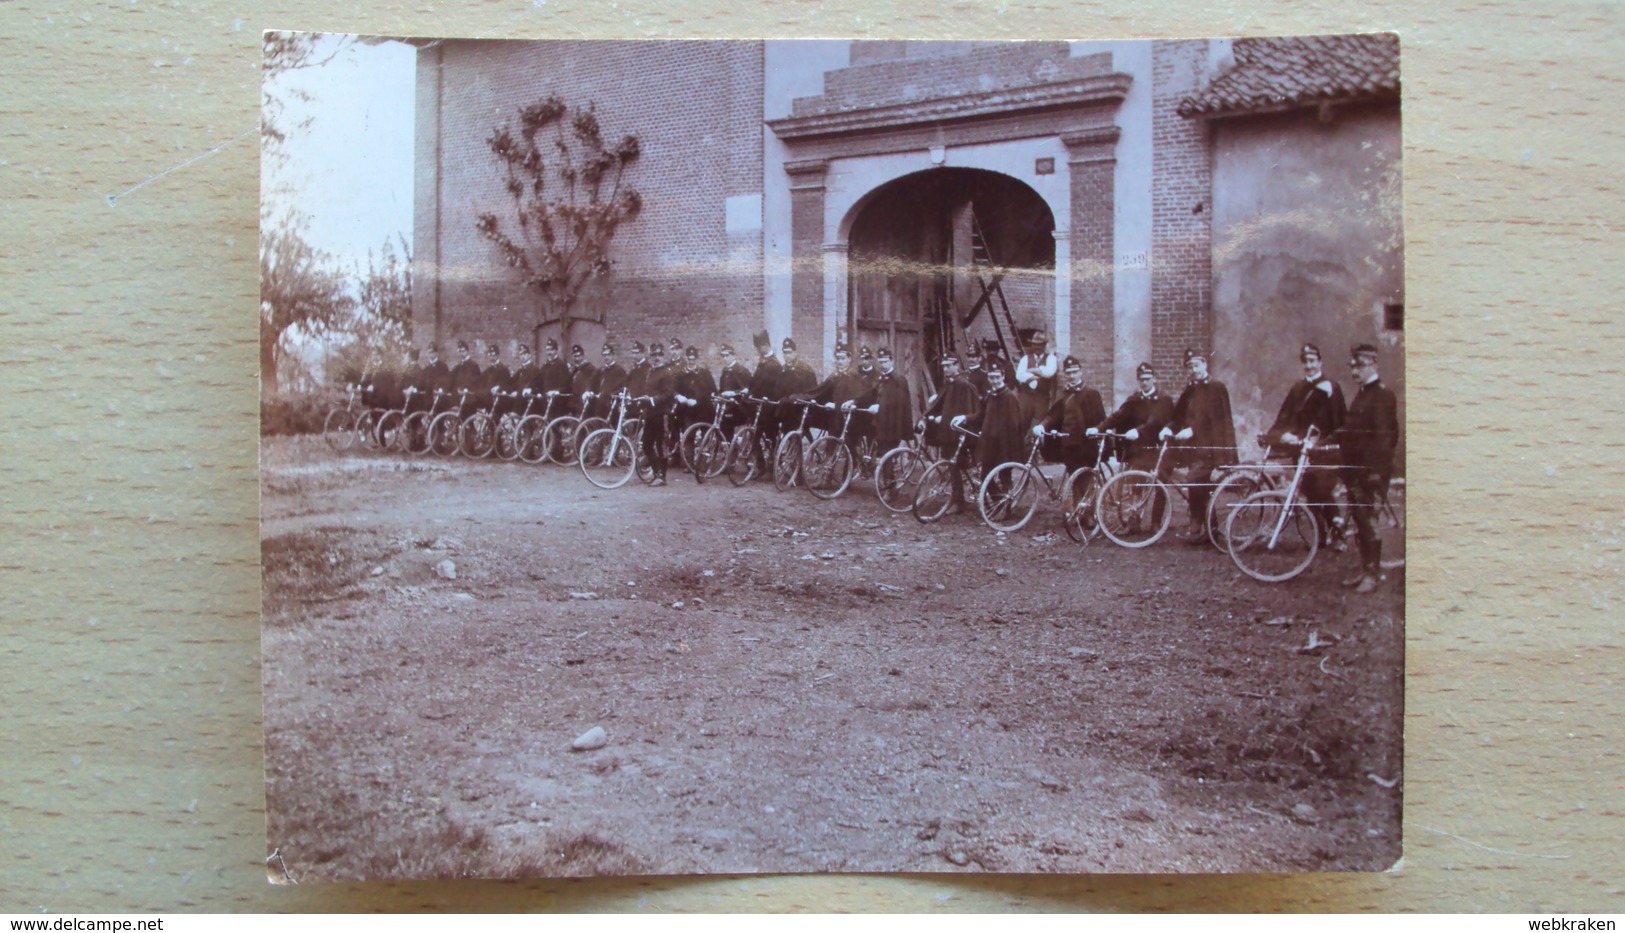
[{"x1": 260, "y1": 435, "x2": 1404, "y2": 880}]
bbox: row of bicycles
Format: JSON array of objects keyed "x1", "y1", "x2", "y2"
[{"x1": 321, "y1": 384, "x2": 1403, "y2": 585}]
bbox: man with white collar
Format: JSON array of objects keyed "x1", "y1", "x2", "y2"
[
  {"x1": 1336, "y1": 343, "x2": 1399, "y2": 593},
  {"x1": 1158, "y1": 348, "x2": 1237, "y2": 544},
  {"x1": 1091, "y1": 361, "x2": 1174, "y2": 471},
  {"x1": 1266, "y1": 342, "x2": 1348, "y2": 549}
]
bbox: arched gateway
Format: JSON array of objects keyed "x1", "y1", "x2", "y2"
[
  {"x1": 766, "y1": 42, "x2": 1131, "y2": 403},
  {"x1": 841, "y1": 168, "x2": 1056, "y2": 406}
]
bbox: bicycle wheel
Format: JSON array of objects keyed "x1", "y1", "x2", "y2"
[
  {"x1": 323, "y1": 409, "x2": 356, "y2": 451},
  {"x1": 1062, "y1": 467, "x2": 1102, "y2": 543},
  {"x1": 803, "y1": 435, "x2": 855, "y2": 499},
  {"x1": 575, "y1": 417, "x2": 609, "y2": 450},
  {"x1": 1207, "y1": 470, "x2": 1267, "y2": 551},
  {"x1": 494, "y1": 414, "x2": 523, "y2": 461},
  {"x1": 1095, "y1": 469, "x2": 1173, "y2": 548},
  {"x1": 403, "y1": 412, "x2": 432, "y2": 456},
  {"x1": 678, "y1": 422, "x2": 708, "y2": 474},
  {"x1": 875, "y1": 446, "x2": 924, "y2": 513},
  {"x1": 773, "y1": 432, "x2": 803, "y2": 492},
  {"x1": 911, "y1": 461, "x2": 959, "y2": 524},
  {"x1": 354, "y1": 410, "x2": 380, "y2": 451},
  {"x1": 543, "y1": 416, "x2": 581, "y2": 465},
  {"x1": 579, "y1": 428, "x2": 637, "y2": 489},
  {"x1": 691, "y1": 425, "x2": 728, "y2": 483},
  {"x1": 374, "y1": 410, "x2": 406, "y2": 453},
  {"x1": 428, "y1": 413, "x2": 462, "y2": 457},
  {"x1": 1226, "y1": 490, "x2": 1319, "y2": 582},
  {"x1": 515, "y1": 415, "x2": 548, "y2": 464},
  {"x1": 726, "y1": 427, "x2": 759, "y2": 486},
  {"x1": 459, "y1": 412, "x2": 496, "y2": 459},
  {"x1": 978, "y1": 463, "x2": 1042, "y2": 532}
]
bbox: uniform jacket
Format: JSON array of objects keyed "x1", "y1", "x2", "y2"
[
  {"x1": 965, "y1": 385, "x2": 1026, "y2": 470},
  {"x1": 1337, "y1": 379, "x2": 1399, "y2": 478},
  {"x1": 1041, "y1": 384, "x2": 1107, "y2": 459},
  {"x1": 1267, "y1": 377, "x2": 1347, "y2": 448},
  {"x1": 1168, "y1": 379, "x2": 1237, "y2": 463},
  {"x1": 539, "y1": 358, "x2": 572, "y2": 395},
  {"x1": 749, "y1": 356, "x2": 784, "y2": 400},
  {"x1": 777, "y1": 360, "x2": 819, "y2": 397},
  {"x1": 1101, "y1": 389, "x2": 1174, "y2": 459},
  {"x1": 719, "y1": 362, "x2": 752, "y2": 395},
  {"x1": 923, "y1": 374, "x2": 982, "y2": 449},
  {"x1": 851, "y1": 370, "x2": 914, "y2": 448}
]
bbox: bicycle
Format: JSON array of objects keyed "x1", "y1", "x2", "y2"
[
  {"x1": 427, "y1": 388, "x2": 473, "y2": 457},
  {"x1": 578, "y1": 389, "x2": 643, "y2": 490},
  {"x1": 772, "y1": 399, "x2": 818, "y2": 492},
  {"x1": 371, "y1": 386, "x2": 421, "y2": 453},
  {"x1": 722, "y1": 395, "x2": 775, "y2": 487},
  {"x1": 1058, "y1": 432, "x2": 1125, "y2": 544},
  {"x1": 975, "y1": 431, "x2": 1097, "y2": 534},
  {"x1": 322, "y1": 383, "x2": 363, "y2": 451},
  {"x1": 1094, "y1": 437, "x2": 1241, "y2": 549},
  {"x1": 873, "y1": 427, "x2": 928, "y2": 513},
  {"x1": 1223, "y1": 432, "x2": 1343, "y2": 582},
  {"x1": 802, "y1": 406, "x2": 876, "y2": 500},
  {"x1": 912, "y1": 423, "x2": 981, "y2": 523},
  {"x1": 400, "y1": 388, "x2": 449, "y2": 457},
  {"x1": 513, "y1": 392, "x2": 571, "y2": 464},
  {"x1": 679, "y1": 395, "x2": 735, "y2": 483}
]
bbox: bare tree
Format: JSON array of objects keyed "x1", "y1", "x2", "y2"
[
  {"x1": 475, "y1": 97, "x2": 643, "y2": 344},
  {"x1": 261, "y1": 213, "x2": 355, "y2": 394}
]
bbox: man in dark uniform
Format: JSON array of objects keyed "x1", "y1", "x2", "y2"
[
  {"x1": 1265, "y1": 343, "x2": 1349, "y2": 548},
  {"x1": 1336, "y1": 344, "x2": 1399, "y2": 593},
  {"x1": 953, "y1": 364, "x2": 1025, "y2": 497},
  {"x1": 478, "y1": 342, "x2": 511, "y2": 417},
  {"x1": 715, "y1": 343, "x2": 752, "y2": 434},
  {"x1": 1092, "y1": 361, "x2": 1174, "y2": 471},
  {"x1": 1014, "y1": 330, "x2": 1060, "y2": 428},
  {"x1": 773, "y1": 337, "x2": 819, "y2": 437},
  {"x1": 410, "y1": 343, "x2": 450, "y2": 416},
  {"x1": 922, "y1": 352, "x2": 982, "y2": 509},
  {"x1": 855, "y1": 346, "x2": 878, "y2": 391},
  {"x1": 503, "y1": 343, "x2": 537, "y2": 414},
  {"x1": 640, "y1": 342, "x2": 677, "y2": 485},
  {"x1": 674, "y1": 345, "x2": 718, "y2": 434},
  {"x1": 802, "y1": 344, "x2": 867, "y2": 434},
  {"x1": 1158, "y1": 349, "x2": 1238, "y2": 544},
  {"x1": 845, "y1": 347, "x2": 912, "y2": 454},
  {"x1": 539, "y1": 338, "x2": 572, "y2": 396},
  {"x1": 584, "y1": 343, "x2": 628, "y2": 419},
  {"x1": 567, "y1": 344, "x2": 597, "y2": 417},
  {"x1": 448, "y1": 340, "x2": 483, "y2": 418},
  {"x1": 1034, "y1": 355, "x2": 1106, "y2": 478},
  {"x1": 962, "y1": 340, "x2": 991, "y2": 395},
  {"x1": 746, "y1": 331, "x2": 784, "y2": 471},
  {"x1": 623, "y1": 341, "x2": 651, "y2": 401}
]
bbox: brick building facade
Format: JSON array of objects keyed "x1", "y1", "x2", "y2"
[{"x1": 414, "y1": 38, "x2": 1401, "y2": 427}]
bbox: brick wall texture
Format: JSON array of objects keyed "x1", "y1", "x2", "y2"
[
  {"x1": 1150, "y1": 40, "x2": 1215, "y2": 382},
  {"x1": 415, "y1": 40, "x2": 766, "y2": 358}
]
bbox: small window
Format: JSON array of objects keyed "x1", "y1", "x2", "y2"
[{"x1": 1383, "y1": 302, "x2": 1404, "y2": 332}]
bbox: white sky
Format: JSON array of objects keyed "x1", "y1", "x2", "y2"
[{"x1": 262, "y1": 35, "x2": 416, "y2": 275}]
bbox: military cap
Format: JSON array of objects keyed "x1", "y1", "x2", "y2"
[
  {"x1": 1063, "y1": 355, "x2": 1082, "y2": 369},
  {"x1": 631, "y1": 340, "x2": 646, "y2": 354},
  {"x1": 1184, "y1": 348, "x2": 1206, "y2": 365},
  {"x1": 685, "y1": 346, "x2": 699, "y2": 360},
  {"x1": 456, "y1": 340, "x2": 470, "y2": 352},
  {"x1": 571, "y1": 343, "x2": 585, "y2": 355},
  {"x1": 720, "y1": 343, "x2": 736, "y2": 355},
  {"x1": 650, "y1": 342, "x2": 666, "y2": 356},
  {"x1": 782, "y1": 337, "x2": 798, "y2": 352},
  {"x1": 487, "y1": 342, "x2": 501, "y2": 356},
  {"x1": 835, "y1": 344, "x2": 852, "y2": 356},
  {"x1": 877, "y1": 347, "x2": 894, "y2": 361},
  {"x1": 602, "y1": 342, "x2": 616, "y2": 355},
  {"x1": 1299, "y1": 343, "x2": 1322, "y2": 362},
  {"x1": 518, "y1": 343, "x2": 532, "y2": 356},
  {"x1": 858, "y1": 345, "x2": 873, "y2": 361},
  {"x1": 1350, "y1": 343, "x2": 1380, "y2": 363},
  {"x1": 1136, "y1": 361, "x2": 1155, "y2": 377},
  {"x1": 545, "y1": 338, "x2": 559, "y2": 351},
  {"x1": 669, "y1": 337, "x2": 684, "y2": 351},
  {"x1": 939, "y1": 351, "x2": 959, "y2": 365},
  {"x1": 982, "y1": 338, "x2": 1003, "y2": 354}
]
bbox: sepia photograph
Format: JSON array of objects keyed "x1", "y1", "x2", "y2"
[{"x1": 259, "y1": 35, "x2": 1406, "y2": 880}]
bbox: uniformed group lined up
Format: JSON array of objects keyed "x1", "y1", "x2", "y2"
[{"x1": 337, "y1": 330, "x2": 1398, "y2": 591}]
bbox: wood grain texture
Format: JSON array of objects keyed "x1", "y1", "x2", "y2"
[{"x1": 1, "y1": 0, "x2": 1620, "y2": 913}]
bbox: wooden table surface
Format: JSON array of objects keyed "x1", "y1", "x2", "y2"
[{"x1": 1, "y1": 0, "x2": 1620, "y2": 913}]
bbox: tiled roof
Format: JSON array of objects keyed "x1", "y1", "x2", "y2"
[{"x1": 1178, "y1": 34, "x2": 1400, "y2": 119}]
